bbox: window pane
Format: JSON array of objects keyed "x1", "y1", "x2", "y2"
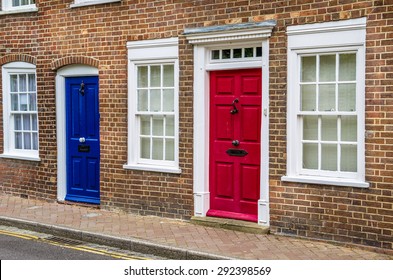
[
  {"x1": 341, "y1": 144, "x2": 357, "y2": 172},
  {"x1": 339, "y1": 53, "x2": 356, "y2": 81},
  {"x1": 319, "y1": 84, "x2": 335, "y2": 111},
  {"x1": 14, "y1": 114, "x2": 22, "y2": 130},
  {"x1": 303, "y1": 143, "x2": 318, "y2": 169},
  {"x1": 19, "y1": 74, "x2": 27, "y2": 92},
  {"x1": 29, "y1": 93, "x2": 37, "y2": 111},
  {"x1": 140, "y1": 137, "x2": 150, "y2": 159},
  {"x1": 319, "y1": 55, "x2": 336, "y2": 82},
  {"x1": 301, "y1": 84, "x2": 316, "y2": 111},
  {"x1": 152, "y1": 138, "x2": 164, "y2": 160},
  {"x1": 137, "y1": 66, "x2": 148, "y2": 88},
  {"x1": 341, "y1": 116, "x2": 357, "y2": 142},
  {"x1": 301, "y1": 56, "x2": 316, "y2": 82},
  {"x1": 256, "y1": 47, "x2": 262, "y2": 57},
  {"x1": 140, "y1": 116, "x2": 150, "y2": 135},
  {"x1": 32, "y1": 133, "x2": 38, "y2": 150},
  {"x1": 23, "y1": 133, "x2": 31, "y2": 149},
  {"x1": 32, "y1": 114, "x2": 38, "y2": 131},
  {"x1": 321, "y1": 144, "x2": 337, "y2": 171},
  {"x1": 212, "y1": 50, "x2": 220, "y2": 60},
  {"x1": 23, "y1": 115, "x2": 31, "y2": 130},
  {"x1": 338, "y1": 84, "x2": 356, "y2": 111},
  {"x1": 321, "y1": 116, "x2": 337, "y2": 141},
  {"x1": 165, "y1": 139, "x2": 175, "y2": 161},
  {"x1": 166, "y1": 115, "x2": 174, "y2": 136},
  {"x1": 15, "y1": 132, "x2": 22, "y2": 149},
  {"x1": 150, "y1": 89, "x2": 161, "y2": 112},
  {"x1": 152, "y1": 117, "x2": 164, "y2": 136},
  {"x1": 11, "y1": 94, "x2": 18, "y2": 111},
  {"x1": 137, "y1": 89, "x2": 148, "y2": 111},
  {"x1": 303, "y1": 116, "x2": 318, "y2": 140},
  {"x1": 233, "y1": 48, "x2": 242, "y2": 58},
  {"x1": 163, "y1": 65, "x2": 174, "y2": 87},
  {"x1": 28, "y1": 74, "x2": 36, "y2": 91},
  {"x1": 222, "y1": 49, "x2": 231, "y2": 59},
  {"x1": 150, "y1": 66, "x2": 161, "y2": 87},
  {"x1": 20, "y1": 94, "x2": 28, "y2": 111},
  {"x1": 163, "y1": 89, "x2": 174, "y2": 112},
  {"x1": 244, "y1": 48, "x2": 253, "y2": 58},
  {"x1": 10, "y1": 75, "x2": 18, "y2": 92}
]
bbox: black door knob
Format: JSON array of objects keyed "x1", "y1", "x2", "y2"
[{"x1": 232, "y1": 140, "x2": 240, "y2": 146}]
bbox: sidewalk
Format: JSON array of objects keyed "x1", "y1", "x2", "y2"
[{"x1": 0, "y1": 194, "x2": 391, "y2": 260}]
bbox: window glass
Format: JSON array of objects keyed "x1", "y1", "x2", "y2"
[{"x1": 135, "y1": 63, "x2": 176, "y2": 164}]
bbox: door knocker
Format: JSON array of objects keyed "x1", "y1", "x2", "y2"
[
  {"x1": 230, "y1": 98, "x2": 239, "y2": 114},
  {"x1": 79, "y1": 81, "x2": 85, "y2": 96}
]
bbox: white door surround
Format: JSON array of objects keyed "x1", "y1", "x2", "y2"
[
  {"x1": 55, "y1": 65, "x2": 99, "y2": 202},
  {"x1": 185, "y1": 21, "x2": 276, "y2": 226}
]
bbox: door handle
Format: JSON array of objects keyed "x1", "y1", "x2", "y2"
[
  {"x1": 232, "y1": 140, "x2": 240, "y2": 146},
  {"x1": 79, "y1": 137, "x2": 86, "y2": 143},
  {"x1": 230, "y1": 98, "x2": 239, "y2": 114}
]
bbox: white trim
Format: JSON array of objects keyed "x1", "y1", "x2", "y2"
[
  {"x1": 185, "y1": 22, "x2": 275, "y2": 226},
  {"x1": 0, "y1": 154, "x2": 40, "y2": 162},
  {"x1": 70, "y1": 0, "x2": 121, "y2": 8},
  {"x1": 126, "y1": 38, "x2": 181, "y2": 173},
  {"x1": 1, "y1": 62, "x2": 39, "y2": 161},
  {"x1": 282, "y1": 175, "x2": 369, "y2": 188},
  {"x1": 285, "y1": 18, "x2": 368, "y2": 188},
  {"x1": 123, "y1": 164, "x2": 181, "y2": 174},
  {"x1": 55, "y1": 65, "x2": 99, "y2": 202}
]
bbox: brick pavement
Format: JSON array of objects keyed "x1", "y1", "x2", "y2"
[{"x1": 0, "y1": 194, "x2": 391, "y2": 260}]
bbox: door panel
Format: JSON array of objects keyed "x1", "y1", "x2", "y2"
[
  {"x1": 209, "y1": 69, "x2": 261, "y2": 222},
  {"x1": 65, "y1": 76, "x2": 100, "y2": 204}
]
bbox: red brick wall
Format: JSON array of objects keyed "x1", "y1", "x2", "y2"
[{"x1": 0, "y1": 1, "x2": 392, "y2": 250}]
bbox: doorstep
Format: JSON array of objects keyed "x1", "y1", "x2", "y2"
[{"x1": 190, "y1": 216, "x2": 270, "y2": 235}]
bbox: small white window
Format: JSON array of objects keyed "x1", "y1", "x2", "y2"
[
  {"x1": 1, "y1": 62, "x2": 39, "y2": 161},
  {"x1": 125, "y1": 38, "x2": 181, "y2": 174},
  {"x1": 283, "y1": 18, "x2": 368, "y2": 188},
  {"x1": 1, "y1": 0, "x2": 36, "y2": 12}
]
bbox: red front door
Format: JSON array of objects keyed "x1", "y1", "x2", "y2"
[{"x1": 208, "y1": 69, "x2": 262, "y2": 222}]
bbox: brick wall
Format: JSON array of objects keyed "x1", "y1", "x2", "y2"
[{"x1": 0, "y1": 1, "x2": 392, "y2": 250}]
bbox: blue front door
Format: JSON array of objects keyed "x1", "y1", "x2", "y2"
[{"x1": 65, "y1": 76, "x2": 100, "y2": 204}]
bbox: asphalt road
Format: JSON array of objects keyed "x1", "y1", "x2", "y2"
[{"x1": 0, "y1": 226, "x2": 152, "y2": 260}]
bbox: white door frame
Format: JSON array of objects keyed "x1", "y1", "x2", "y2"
[
  {"x1": 185, "y1": 21, "x2": 275, "y2": 225},
  {"x1": 55, "y1": 64, "x2": 99, "y2": 201}
]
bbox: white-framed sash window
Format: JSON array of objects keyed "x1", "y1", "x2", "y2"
[
  {"x1": 1, "y1": 62, "x2": 40, "y2": 161},
  {"x1": 283, "y1": 18, "x2": 368, "y2": 188},
  {"x1": 1, "y1": 0, "x2": 37, "y2": 12},
  {"x1": 124, "y1": 38, "x2": 181, "y2": 174}
]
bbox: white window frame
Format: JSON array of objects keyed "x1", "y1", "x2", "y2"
[
  {"x1": 1, "y1": 61, "x2": 40, "y2": 161},
  {"x1": 1, "y1": 0, "x2": 37, "y2": 13},
  {"x1": 282, "y1": 18, "x2": 369, "y2": 188},
  {"x1": 124, "y1": 37, "x2": 181, "y2": 174},
  {"x1": 70, "y1": 0, "x2": 121, "y2": 8}
]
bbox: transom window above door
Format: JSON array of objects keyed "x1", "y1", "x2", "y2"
[{"x1": 211, "y1": 46, "x2": 262, "y2": 61}]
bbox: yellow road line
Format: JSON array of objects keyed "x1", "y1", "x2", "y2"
[
  {"x1": 0, "y1": 229, "x2": 40, "y2": 240},
  {"x1": 0, "y1": 229, "x2": 149, "y2": 260}
]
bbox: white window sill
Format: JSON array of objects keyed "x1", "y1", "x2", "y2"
[
  {"x1": 0, "y1": 154, "x2": 41, "y2": 162},
  {"x1": 281, "y1": 175, "x2": 369, "y2": 188},
  {"x1": 123, "y1": 163, "x2": 181, "y2": 174},
  {"x1": 70, "y1": 0, "x2": 121, "y2": 8},
  {"x1": 0, "y1": 7, "x2": 38, "y2": 15}
]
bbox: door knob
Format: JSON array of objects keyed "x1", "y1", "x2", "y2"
[
  {"x1": 232, "y1": 140, "x2": 240, "y2": 146},
  {"x1": 79, "y1": 137, "x2": 86, "y2": 143}
]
